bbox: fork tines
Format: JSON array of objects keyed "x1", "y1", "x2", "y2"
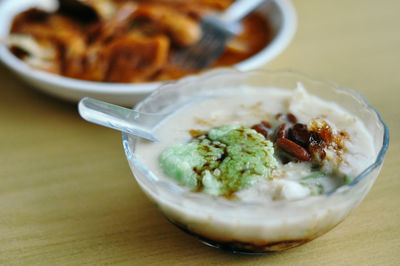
[{"x1": 173, "y1": 17, "x2": 234, "y2": 70}]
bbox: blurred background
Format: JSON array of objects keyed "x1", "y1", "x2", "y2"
[{"x1": 0, "y1": 0, "x2": 399, "y2": 264}]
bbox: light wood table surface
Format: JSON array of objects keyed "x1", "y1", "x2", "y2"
[{"x1": 1, "y1": 0, "x2": 399, "y2": 264}]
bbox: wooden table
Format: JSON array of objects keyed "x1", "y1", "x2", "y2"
[{"x1": 1, "y1": 0, "x2": 399, "y2": 264}]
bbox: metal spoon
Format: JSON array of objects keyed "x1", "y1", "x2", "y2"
[
  {"x1": 78, "y1": 97, "x2": 161, "y2": 142},
  {"x1": 173, "y1": 0, "x2": 268, "y2": 70}
]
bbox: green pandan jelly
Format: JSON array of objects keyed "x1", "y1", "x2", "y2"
[{"x1": 158, "y1": 125, "x2": 278, "y2": 196}]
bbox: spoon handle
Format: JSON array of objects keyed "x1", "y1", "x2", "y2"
[
  {"x1": 219, "y1": 0, "x2": 267, "y2": 25},
  {"x1": 78, "y1": 97, "x2": 159, "y2": 142}
]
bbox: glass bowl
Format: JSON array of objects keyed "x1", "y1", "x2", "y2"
[{"x1": 122, "y1": 69, "x2": 389, "y2": 253}]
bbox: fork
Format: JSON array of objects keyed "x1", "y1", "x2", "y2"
[{"x1": 173, "y1": 0, "x2": 269, "y2": 70}]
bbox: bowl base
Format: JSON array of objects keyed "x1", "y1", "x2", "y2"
[{"x1": 166, "y1": 216, "x2": 311, "y2": 254}]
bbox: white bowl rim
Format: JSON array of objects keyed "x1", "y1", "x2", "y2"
[{"x1": 0, "y1": 0, "x2": 297, "y2": 95}]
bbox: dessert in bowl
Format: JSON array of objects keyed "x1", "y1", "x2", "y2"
[
  {"x1": 0, "y1": 0, "x2": 296, "y2": 104},
  {"x1": 122, "y1": 69, "x2": 388, "y2": 253}
]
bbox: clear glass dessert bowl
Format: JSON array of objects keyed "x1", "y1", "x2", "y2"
[{"x1": 122, "y1": 69, "x2": 389, "y2": 253}]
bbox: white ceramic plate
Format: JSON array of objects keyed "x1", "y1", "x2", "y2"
[{"x1": 0, "y1": 0, "x2": 297, "y2": 105}]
